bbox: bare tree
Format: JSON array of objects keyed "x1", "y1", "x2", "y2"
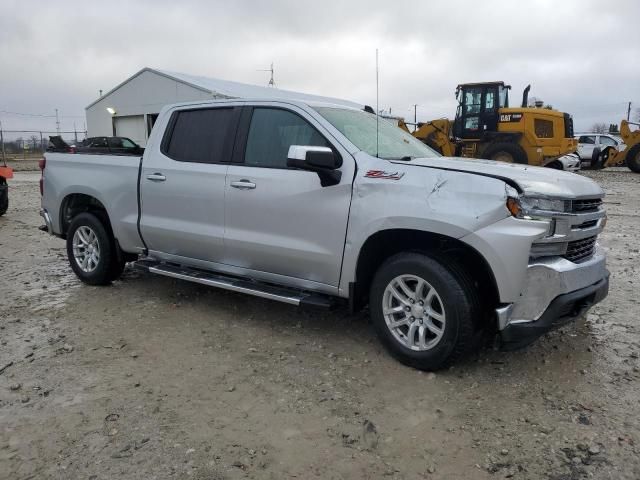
[
  {"x1": 590, "y1": 122, "x2": 607, "y2": 134},
  {"x1": 29, "y1": 135, "x2": 40, "y2": 151}
]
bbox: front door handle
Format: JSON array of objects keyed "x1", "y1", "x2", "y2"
[
  {"x1": 230, "y1": 179, "x2": 256, "y2": 190},
  {"x1": 146, "y1": 173, "x2": 166, "y2": 182}
]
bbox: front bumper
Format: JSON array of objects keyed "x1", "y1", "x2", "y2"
[
  {"x1": 500, "y1": 275, "x2": 609, "y2": 349},
  {"x1": 497, "y1": 245, "x2": 609, "y2": 348},
  {"x1": 555, "y1": 153, "x2": 581, "y2": 172}
]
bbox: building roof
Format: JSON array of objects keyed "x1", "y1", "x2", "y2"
[{"x1": 86, "y1": 67, "x2": 363, "y2": 110}]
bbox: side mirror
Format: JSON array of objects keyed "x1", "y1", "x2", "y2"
[
  {"x1": 286, "y1": 145, "x2": 342, "y2": 187},
  {"x1": 287, "y1": 146, "x2": 340, "y2": 169}
]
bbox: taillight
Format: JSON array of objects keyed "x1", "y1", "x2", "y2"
[{"x1": 39, "y1": 157, "x2": 45, "y2": 196}]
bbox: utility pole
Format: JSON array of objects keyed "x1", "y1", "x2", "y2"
[
  {"x1": 627, "y1": 101, "x2": 632, "y2": 121},
  {"x1": 55, "y1": 108, "x2": 60, "y2": 134},
  {"x1": 73, "y1": 122, "x2": 78, "y2": 143}
]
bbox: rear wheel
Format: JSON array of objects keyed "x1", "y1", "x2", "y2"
[
  {"x1": 0, "y1": 177, "x2": 8, "y2": 216},
  {"x1": 369, "y1": 252, "x2": 480, "y2": 371},
  {"x1": 626, "y1": 144, "x2": 640, "y2": 173},
  {"x1": 482, "y1": 142, "x2": 528, "y2": 164},
  {"x1": 66, "y1": 212, "x2": 115, "y2": 285}
]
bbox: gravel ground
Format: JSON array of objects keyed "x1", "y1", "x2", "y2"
[{"x1": 1, "y1": 168, "x2": 639, "y2": 480}]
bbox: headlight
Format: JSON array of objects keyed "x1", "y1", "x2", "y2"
[
  {"x1": 505, "y1": 188, "x2": 568, "y2": 219},
  {"x1": 520, "y1": 197, "x2": 569, "y2": 213}
]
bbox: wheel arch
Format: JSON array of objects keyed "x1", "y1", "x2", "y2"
[
  {"x1": 59, "y1": 192, "x2": 112, "y2": 238},
  {"x1": 350, "y1": 229, "x2": 500, "y2": 316}
]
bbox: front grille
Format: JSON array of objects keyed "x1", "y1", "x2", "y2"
[
  {"x1": 564, "y1": 236, "x2": 597, "y2": 263},
  {"x1": 571, "y1": 198, "x2": 602, "y2": 213}
]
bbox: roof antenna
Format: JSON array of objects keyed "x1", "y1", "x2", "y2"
[
  {"x1": 375, "y1": 48, "x2": 379, "y2": 158},
  {"x1": 258, "y1": 62, "x2": 276, "y2": 88}
]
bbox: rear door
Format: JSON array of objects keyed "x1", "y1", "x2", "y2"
[
  {"x1": 223, "y1": 105, "x2": 354, "y2": 288},
  {"x1": 577, "y1": 135, "x2": 596, "y2": 160},
  {"x1": 140, "y1": 105, "x2": 240, "y2": 264}
]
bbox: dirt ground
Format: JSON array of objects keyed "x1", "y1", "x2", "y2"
[{"x1": 1, "y1": 168, "x2": 639, "y2": 480}]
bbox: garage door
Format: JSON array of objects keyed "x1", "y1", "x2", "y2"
[{"x1": 113, "y1": 115, "x2": 146, "y2": 146}]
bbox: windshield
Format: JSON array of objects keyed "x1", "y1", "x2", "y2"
[{"x1": 314, "y1": 107, "x2": 439, "y2": 160}]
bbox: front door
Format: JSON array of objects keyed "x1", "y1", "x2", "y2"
[
  {"x1": 140, "y1": 106, "x2": 239, "y2": 264},
  {"x1": 223, "y1": 106, "x2": 354, "y2": 288}
]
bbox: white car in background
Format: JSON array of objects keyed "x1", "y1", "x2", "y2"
[{"x1": 575, "y1": 133, "x2": 627, "y2": 164}]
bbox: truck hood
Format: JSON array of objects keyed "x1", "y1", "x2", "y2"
[{"x1": 394, "y1": 157, "x2": 603, "y2": 198}]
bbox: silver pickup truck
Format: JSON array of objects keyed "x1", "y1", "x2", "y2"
[{"x1": 40, "y1": 99, "x2": 609, "y2": 370}]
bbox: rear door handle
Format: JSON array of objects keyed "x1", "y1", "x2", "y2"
[
  {"x1": 230, "y1": 179, "x2": 256, "y2": 190},
  {"x1": 146, "y1": 173, "x2": 166, "y2": 182}
]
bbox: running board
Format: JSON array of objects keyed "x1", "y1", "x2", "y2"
[{"x1": 133, "y1": 259, "x2": 336, "y2": 309}]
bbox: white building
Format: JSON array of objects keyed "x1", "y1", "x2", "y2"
[{"x1": 85, "y1": 67, "x2": 362, "y2": 146}]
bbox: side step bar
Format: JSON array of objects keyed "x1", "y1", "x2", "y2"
[{"x1": 133, "y1": 259, "x2": 336, "y2": 309}]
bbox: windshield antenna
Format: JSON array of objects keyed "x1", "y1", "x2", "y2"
[{"x1": 375, "y1": 48, "x2": 379, "y2": 158}]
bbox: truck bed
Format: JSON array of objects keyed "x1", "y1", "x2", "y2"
[{"x1": 41, "y1": 152, "x2": 144, "y2": 252}]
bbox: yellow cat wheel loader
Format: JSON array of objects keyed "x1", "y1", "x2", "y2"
[
  {"x1": 600, "y1": 120, "x2": 640, "y2": 173},
  {"x1": 400, "y1": 82, "x2": 579, "y2": 170}
]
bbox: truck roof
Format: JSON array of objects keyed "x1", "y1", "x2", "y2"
[{"x1": 160, "y1": 97, "x2": 366, "y2": 112}]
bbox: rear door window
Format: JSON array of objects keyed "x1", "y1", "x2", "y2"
[
  {"x1": 164, "y1": 108, "x2": 235, "y2": 163},
  {"x1": 578, "y1": 135, "x2": 596, "y2": 144}
]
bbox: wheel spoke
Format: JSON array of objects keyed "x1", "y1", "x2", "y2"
[
  {"x1": 383, "y1": 305, "x2": 405, "y2": 315},
  {"x1": 424, "y1": 288, "x2": 435, "y2": 305},
  {"x1": 389, "y1": 317, "x2": 410, "y2": 329},
  {"x1": 396, "y1": 278, "x2": 415, "y2": 299},
  {"x1": 424, "y1": 318, "x2": 443, "y2": 336},
  {"x1": 389, "y1": 286, "x2": 411, "y2": 306},
  {"x1": 418, "y1": 325, "x2": 428, "y2": 348},
  {"x1": 406, "y1": 322, "x2": 418, "y2": 347},
  {"x1": 425, "y1": 307, "x2": 444, "y2": 322},
  {"x1": 77, "y1": 229, "x2": 89, "y2": 245}
]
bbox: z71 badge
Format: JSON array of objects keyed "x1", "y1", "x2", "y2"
[
  {"x1": 365, "y1": 170, "x2": 405, "y2": 180},
  {"x1": 500, "y1": 113, "x2": 523, "y2": 123}
]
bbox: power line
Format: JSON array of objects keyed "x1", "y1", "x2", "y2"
[{"x1": 0, "y1": 110, "x2": 85, "y2": 118}]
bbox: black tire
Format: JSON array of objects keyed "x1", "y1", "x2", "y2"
[
  {"x1": 482, "y1": 142, "x2": 528, "y2": 164},
  {"x1": 546, "y1": 160, "x2": 563, "y2": 170},
  {"x1": 626, "y1": 144, "x2": 640, "y2": 173},
  {"x1": 0, "y1": 178, "x2": 8, "y2": 217},
  {"x1": 589, "y1": 147, "x2": 603, "y2": 169},
  {"x1": 92, "y1": 211, "x2": 128, "y2": 282},
  {"x1": 369, "y1": 252, "x2": 481, "y2": 371},
  {"x1": 66, "y1": 212, "x2": 115, "y2": 285},
  {"x1": 108, "y1": 255, "x2": 127, "y2": 282}
]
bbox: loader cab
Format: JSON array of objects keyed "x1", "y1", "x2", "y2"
[{"x1": 453, "y1": 82, "x2": 510, "y2": 139}]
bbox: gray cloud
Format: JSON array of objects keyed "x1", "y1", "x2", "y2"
[{"x1": 0, "y1": 0, "x2": 638, "y2": 133}]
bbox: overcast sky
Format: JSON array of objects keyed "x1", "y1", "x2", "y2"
[{"x1": 1, "y1": 0, "x2": 638, "y2": 135}]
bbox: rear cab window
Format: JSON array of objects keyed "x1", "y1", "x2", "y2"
[{"x1": 162, "y1": 108, "x2": 236, "y2": 163}]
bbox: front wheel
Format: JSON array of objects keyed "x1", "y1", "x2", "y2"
[
  {"x1": 66, "y1": 212, "x2": 116, "y2": 285},
  {"x1": 626, "y1": 144, "x2": 640, "y2": 173},
  {"x1": 369, "y1": 252, "x2": 480, "y2": 371},
  {"x1": 482, "y1": 142, "x2": 528, "y2": 164}
]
